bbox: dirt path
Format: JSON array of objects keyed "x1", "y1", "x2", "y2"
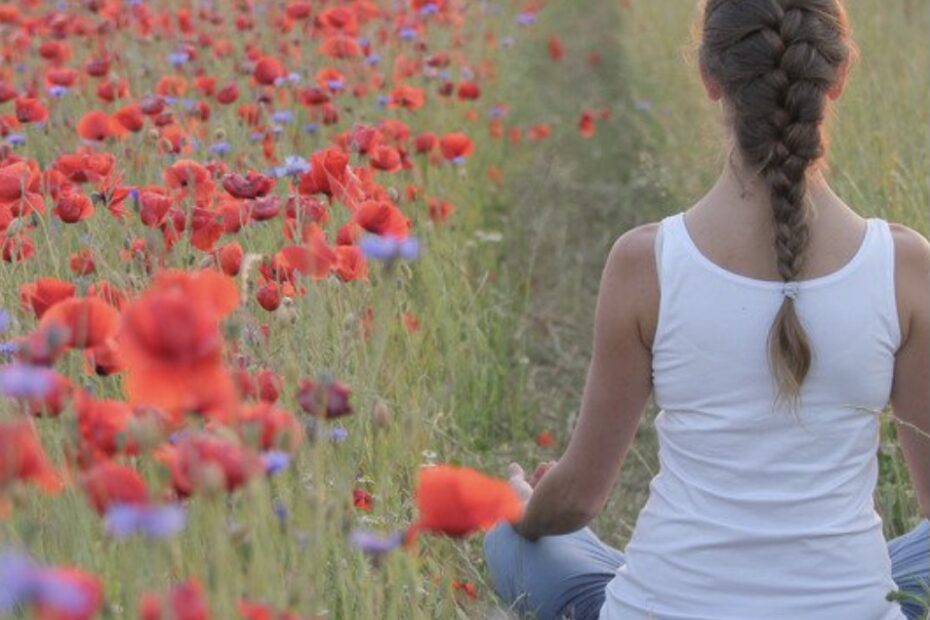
[{"x1": 480, "y1": 0, "x2": 671, "y2": 548}]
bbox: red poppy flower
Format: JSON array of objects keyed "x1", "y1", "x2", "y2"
[
  {"x1": 26, "y1": 371, "x2": 74, "y2": 418},
  {"x1": 1, "y1": 233, "x2": 35, "y2": 262},
  {"x1": 285, "y1": 2, "x2": 312, "y2": 20},
  {"x1": 256, "y1": 283, "x2": 281, "y2": 312},
  {"x1": 215, "y1": 242, "x2": 244, "y2": 276},
  {"x1": 414, "y1": 132, "x2": 437, "y2": 154},
  {"x1": 39, "y1": 297, "x2": 120, "y2": 349},
  {"x1": 319, "y1": 35, "x2": 362, "y2": 59},
  {"x1": 69, "y1": 249, "x2": 96, "y2": 276},
  {"x1": 427, "y1": 197, "x2": 455, "y2": 223},
  {"x1": 14, "y1": 97, "x2": 49, "y2": 123},
  {"x1": 118, "y1": 270, "x2": 239, "y2": 423},
  {"x1": 354, "y1": 200, "x2": 410, "y2": 237},
  {"x1": 138, "y1": 188, "x2": 174, "y2": 227},
  {"x1": 20, "y1": 277, "x2": 76, "y2": 318},
  {"x1": 369, "y1": 145, "x2": 403, "y2": 172},
  {"x1": 97, "y1": 78, "x2": 131, "y2": 102},
  {"x1": 333, "y1": 245, "x2": 367, "y2": 281},
  {"x1": 113, "y1": 104, "x2": 145, "y2": 133},
  {"x1": 156, "y1": 434, "x2": 261, "y2": 498},
  {"x1": 457, "y1": 82, "x2": 481, "y2": 101},
  {"x1": 77, "y1": 110, "x2": 127, "y2": 142},
  {"x1": 86, "y1": 280, "x2": 127, "y2": 310},
  {"x1": 578, "y1": 110, "x2": 596, "y2": 138},
  {"x1": 55, "y1": 190, "x2": 95, "y2": 223},
  {"x1": 297, "y1": 147, "x2": 349, "y2": 198},
  {"x1": 0, "y1": 420, "x2": 61, "y2": 493},
  {"x1": 389, "y1": 85, "x2": 426, "y2": 110},
  {"x1": 353, "y1": 488, "x2": 373, "y2": 511},
  {"x1": 439, "y1": 133, "x2": 474, "y2": 161},
  {"x1": 256, "y1": 370, "x2": 283, "y2": 403},
  {"x1": 296, "y1": 378, "x2": 352, "y2": 419},
  {"x1": 239, "y1": 402, "x2": 301, "y2": 451},
  {"x1": 548, "y1": 36, "x2": 564, "y2": 61},
  {"x1": 318, "y1": 6, "x2": 358, "y2": 34},
  {"x1": 81, "y1": 461, "x2": 149, "y2": 514},
  {"x1": 164, "y1": 159, "x2": 215, "y2": 200},
  {"x1": 253, "y1": 56, "x2": 285, "y2": 86},
  {"x1": 410, "y1": 465, "x2": 523, "y2": 539},
  {"x1": 452, "y1": 579, "x2": 479, "y2": 600},
  {"x1": 535, "y1": 430, "x2": 555, "y2": 448},
  {"x1": 222, "y1": 171, "x2": 274, "y2": 199},
  {"x1": 139, "y1": 579, "x2": 210, "y2": 620},
  {"x1": 215, "y1": 82, "x2": 240, "y2": 105},
  {"x1": 75, "y1": 393, "x2": 138, "y2": 461},
  {"x1": 0, "y1": 160, "x2": 43, "y2": 216}
]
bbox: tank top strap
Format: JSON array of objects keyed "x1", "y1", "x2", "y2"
[{"x1": 874, "y1": 218, "x2": 904, "y2": 351}]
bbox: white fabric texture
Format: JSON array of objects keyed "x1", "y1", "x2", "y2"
[{"x1": 600, "y1": 212, "x2": 907, "y2": 620}]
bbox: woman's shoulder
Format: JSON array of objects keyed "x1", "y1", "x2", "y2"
[
  {"x1": 604, "y1": 221, "x2": 663, "y2": 349},
  {"x1": 888, "y1": 222, "x2": 930, "y2": 347},
  {"x1": 606, "y1": 221, "x2": 662, "y2": 277}
]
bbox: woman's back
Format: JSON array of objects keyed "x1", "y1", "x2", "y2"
[{"x1": 600, "y1": 210, "x2": 906, "y2": 619}]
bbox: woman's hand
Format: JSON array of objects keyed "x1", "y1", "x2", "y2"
[
  {"x1": 529, "y1": 460, "x2": 557, "y2": 488},
  {"x1": 507, "y1": 460, "x2": 558, "y2": 503},
  {"x1": 508, "y1": 460, "x2": 558, "y2": 539},
  {"x1": 507, "y1": 463, "x2": 534, "y2": 504}
]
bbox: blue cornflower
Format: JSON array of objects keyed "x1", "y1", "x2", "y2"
[
  {"x1": 168, "y1": 51, "x2": 190, "y2": 66},
  {"x1": 516, "y1": 12, "x2": 537, "y2": 25},
  {"x1": 489, "y1": 105, "x2": 508, "y2": 119},
  {"x1": 104, "y1": 503, "x2": 186, "y2": 540},
  {"x1": 5, "y1": 134, "x2": 26, "y2": 146},
  {"x1": 349, "y1": 530, "x2": 404, "y2": 557},
  {"x1": 261, "y1": 451, "x2": 292, "y2": 476},
  {"x1": 209, "y1": 141, "x2": 231, "y2": 156},
  {"x1": 272, "y1": 499, "x2": 288, "y2": 526},
  {"x1": 329, "y1": 426, "x2": 348, "y2": 444},
  {"x1": 0, "y1": 550, "x2": 90, "y2": 615},
  {"x1": 272, "y1": 110, "x2": 294, "y2": 124},
  {"x1": 359, "y1": 234, "x2": 421, "y2": 264},
  {"x1": 47, "y1": 85, "x2": 69, "y2": 98},
  {"x1": 270, "y1": 155, "x2": 311, "y2": 178},
  {"x1": 0, "y1": 364, "x2": 54, "y2": 399}
]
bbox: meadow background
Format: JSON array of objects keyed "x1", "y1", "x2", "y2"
[{"x1": 0, "y1": 0, "x2": 926, "y2": 618}]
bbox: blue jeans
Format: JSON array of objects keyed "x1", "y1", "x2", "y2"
[{"x1": 483, "y1": 519, "x2": 930, "y2": 620}]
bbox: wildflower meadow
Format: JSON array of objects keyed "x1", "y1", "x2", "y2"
[{"x1": 0, "y1": 0, "x2": 926, "y2": 619}]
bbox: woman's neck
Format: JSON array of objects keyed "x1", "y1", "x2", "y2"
[{"x1": 701, "y1": 148, "x2": 836, "y2": 223}]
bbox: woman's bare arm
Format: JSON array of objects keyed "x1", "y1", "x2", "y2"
[
  {"x1": 889, "y1": 225, "x2": 930, "y2": 519},
  {"x1": 514, "y1": 224, "x2": 657, "y2": 541}
]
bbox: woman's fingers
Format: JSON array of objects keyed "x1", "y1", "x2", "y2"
[
  {"x1": 507, "y1": 462, "x2": 534, "y2": 502},
  {"x1": 530, "y1": 460, "x2": 557, "y2": 487}
]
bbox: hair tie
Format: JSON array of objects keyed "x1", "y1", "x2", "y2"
[{"x1": 782, "y1": 281, "x2": 800, "y2": 301}]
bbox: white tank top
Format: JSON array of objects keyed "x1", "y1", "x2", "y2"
[{"x1": 600, "y1": 212, "x2": 906, "y2": 620}]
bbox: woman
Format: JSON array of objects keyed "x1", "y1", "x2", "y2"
[{"x1": 483, "y1": 1, "x2": 930, "y2": 619}]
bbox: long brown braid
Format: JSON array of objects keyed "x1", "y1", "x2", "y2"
[{"x1": 699, "y1": 0, "x2": 852, "y2": 411}]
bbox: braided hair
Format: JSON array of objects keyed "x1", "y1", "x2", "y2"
[{"x1": 699, "y1": 0, "x2": 852, "y2": 411}]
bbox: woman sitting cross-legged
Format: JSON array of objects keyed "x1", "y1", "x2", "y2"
[{"x1": 483, "y1": 2, "x2": 930, "y2": 619}]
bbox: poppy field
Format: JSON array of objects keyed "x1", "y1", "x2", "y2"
[{"x1": 0, "y1": 0, "x2": 927, "y2": 619}]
